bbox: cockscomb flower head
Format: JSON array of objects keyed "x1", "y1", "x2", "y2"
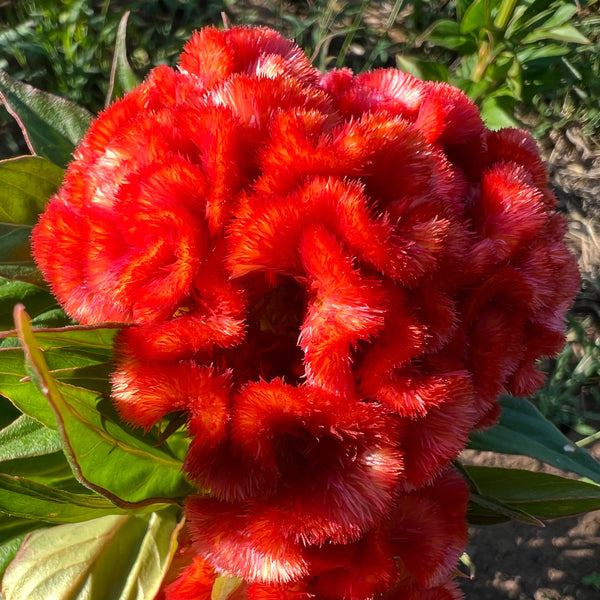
[{"x1": 31, "y1": 25, "x2": 579, "y2": 600}]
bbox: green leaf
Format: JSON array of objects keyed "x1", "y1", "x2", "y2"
[
  {"x1": 536, "y1": 3, "x2": 578, "y2": 29},
  {"x1": 469, "y1": 490, "x2": 544, "y2": 526},
  {"x1": 106, "y1": 12, "x2": 140, "y2": 106},
  {"x1": 468, "y1": 396, "x2": 600, "y2": 485},
  {"x1": 465, "y1": 466, "x2": 600, "y2": 525},
  {"x1": 1, "y1": 452, "x2": 93, "y2": 495},
  {"x1": 212, "y1": 576, "x2": 245, "y2": 600},
  {"x1": 0, "y1": 278, "x2": 66, "y2": 331},
  {"x1": 0, "y1": 415, "x2": 61, "y2": 462},
  {"x1": 0, "y1": 515, "x2": 46, "y2": 544},
  {"x1": 517, "y1": 43, "x2": 572, "y2": 63},
  {"x1": 0, "y1": 532, "x2": 29, "y2": 583},
  {"x1": 22, "y1": 326, "x2": 118, "y2": 353},
  {"x1": 0, "y1": 327, "x2": 117, "y2": 427},
  {"x1": 2, "y1": 509, "x2": 182, "y2": 600},
  {"x1": 0, "y1": 395, "x2": 21, "y2": 430},
  {"x1": 395, "y1": 56, "x2": 450, "y2": 82},
  {"x1": 0, "y1": 518, "x2": 48, "y2": 581},
  {"x1": 0, "y1": 325, "x2": 118, "y2": 395},
  {"x1": 0, "y1": 70, "x2": 93, "y2": 168},
  {"x1": 0, "y1": 156, "x2": 64, "y2": 285},
  {"x1": 479, "y1": 93, "x2": 521, "y2": 129},
  {"x1": 420, "y1": 19, "x2": 477, "y2": 52},
  {"x1": 0, "y1": 156, "x2": 62, "y2": 225},
  {"x1": 0, "y1": 474, "x2": 133, "y2": 524},
  {"x1": 460, "y1": 0, "x2": 489, "y2": 34},
  {"x1": 522, "y1": 24, "x2": 591, "y2": 45},
  {"x1": 0, "y1": 345, "x2": 58, "y2": 428},
  {"x1": 14, "y1": 306, "x2": 193, "y2": 506}
]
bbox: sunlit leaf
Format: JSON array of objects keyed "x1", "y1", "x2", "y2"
[
  {"x1": 465, "y1": 466, "x2": 600, "y2": 525},
  {"x1": 18, "y1": 326, "x2": 119, "y2": 353},
  {"x1": 0, "y1": 519, "x2": 47, "y2": 581},
  {"x1": 0, "y1": 70, "x2": 92, "y2": 168},
  {"x1": 212, "y1": 576, "x2": 245, "y2": 600},
  {"x1": 14, "y1": 306, "x2": 193, "y2": 506},
  {"x1": 479, "y1": 93, "x2": 521, "y2": 129},
  {"x1": 0, "y1": 474, "x2": 132, "y2": 523},
  {"x1": 0, "y1": 415, "x2": 61, "y2": 462},
  {"x1": 536, "y1": 4, "x2": 578, "y2": 29},
  {"x1": 2, "y1": 509, "x2": 182, "y2": 600},
  {"x1": 459, "y1": 0, "x2": 488, "y2": 34},
  {"x1": 468, "y1": 396, "x2": 600, "y2": 485}
]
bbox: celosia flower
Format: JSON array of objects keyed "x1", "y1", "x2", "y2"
[
  {"x1": 32, "y1": 24, "x2": 579, "y2": 600},
  {"x1": 160, "y1": 553, "x2": 217, "y2": 600}
]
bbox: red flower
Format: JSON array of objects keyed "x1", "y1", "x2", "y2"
[
  {"x1": 183, "y1": 380, "x2": 404, "y2": 581},
  {"x1": 161, "y1": 555, "x2": 217, "y2": 600},
  {"x1": 31, "y1": 24, "x2": 578, "y2": 600}
]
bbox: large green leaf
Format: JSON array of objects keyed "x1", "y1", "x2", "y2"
[
  {"x1": 0, "y1": 70, "x2": 93, "y2": 168},
  {"x1": 0, "y1": 323, "x2": 187, "y2": 461},
  {"x1": 534, "y1": 3, "x2": 578, "y2": 29},
  {"x1": 468, "y1": 396, "x2": 600, "y2": 484},
  {"x1": 14, "y1": 306, "x2": 193, "y2": 506},
  {"x1": 465, "y1": 466, "x2": 600, "y2": 525},
  {"x1": 0, "y1": 326, "x2": 117, "y2": 426},
  {"x1": 0, "y1": 156, "x2": 64, "y2": 285},
  {"x1": 2, "y1": 509, "x2": 182, "y2": 600}
]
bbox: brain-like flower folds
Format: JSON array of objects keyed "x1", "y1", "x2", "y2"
[{"x1": 32, "y1": 25, "x2": 579, "y2": 600}]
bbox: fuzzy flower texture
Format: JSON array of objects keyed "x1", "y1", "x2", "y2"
[{"x1": 33, "y1": 26, "x2": 578, "y2": 600}]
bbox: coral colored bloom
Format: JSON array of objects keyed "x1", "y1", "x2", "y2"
[
  {"x1": 31, "y1": 24, "x2": 579, "y2": 600},
  {"x1": 161, "y1": 555, "x2": 217, "y2": 600}
]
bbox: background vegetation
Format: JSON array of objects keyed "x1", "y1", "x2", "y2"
[{"x1": 1, "y1": 0, "x2": 599, "y2": 439}]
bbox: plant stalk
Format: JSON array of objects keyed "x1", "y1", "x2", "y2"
[{"x1": 494, "y1": 0, "x2": 519, "y2": 32}]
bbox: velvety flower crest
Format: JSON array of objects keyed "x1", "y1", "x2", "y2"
[{"x1": 31, "y1": 25, "x2": 579, "y2": 600}]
